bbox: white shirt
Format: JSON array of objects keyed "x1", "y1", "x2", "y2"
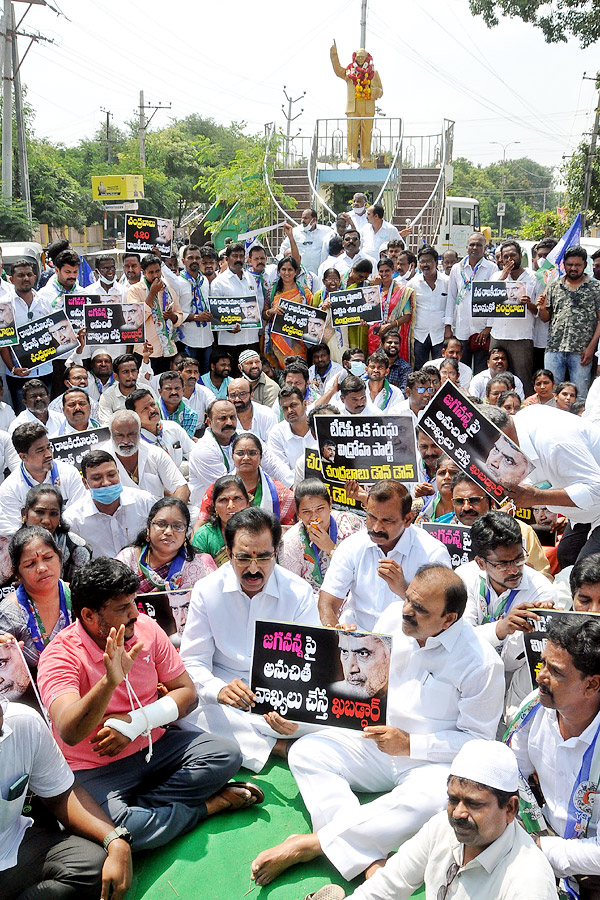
[
  {"x1": 490, "y1": 269, "x2": 542, "y2": 342},
  {"x1": 376, "y1": 602, "x2": 504, "y2": 758},
  {"x1": 0, "y1": 402, "x2": 16, "y2": 433},
  {"x1": 0, "y1": 430, "x2": 19, "y2": 475},
  {"x1": 309, "y1": 361, "x2": 344, "y2": 394},
  {"x1": 140, "y1": 420, "x2": 194, "y2": 468},
  {"x1": 180, "y1": 563, "x2": 319, "y2": 703},
  {"x1": 8, "y1": 291, "x2": 55, "y2": 378},
  {"x1": 334, "y1": 250, "x2": 376, "y2": 277},
  {"x1": 183, "y1": 383, "x2": 214, "y2": 421},
  {"x1": 408, "y1": 271, "x2": 449, "y2": 344},
  {"x1": 362, "y1": 220, "x2": 402, "y2": 258},
  {"x1": 349, "y1": 209, "x2": 369, "y2": 233},
  {"x1": 163, "y1": 267, "x2": 212, "y2": 349},
  {"x1": 9, "y1": 408, "x2": 66, "y2": 438},
  {"x1": 49, "y1": 393, "x2": 101, "y2": 421},
  {"x1": 363, "y1": 379, "x2": 406, "y2": 413},
  {"x1": 210, "y1": 268, "x2": 260, "y2": 346},
  {"x1": 0, "y1": 703, "x2": 74, "y2": 872},
  {"x1": 0, "y1": 459, "x2": 86, "y2": 538},
  {"x1": 430, "y1": 356, "x2": 472, "y2": 389},
  {"x1": 266, "y1": 420, "x2": 317, "y2": 472},
  {"x1": 349, "y1": 811, "x2": 557, "y2": 900},
  {"x1": 510, "y1": 704, "x2": 600, "y2": 878},
  {"x1": 237, "y1": 401, "x2": 278, "y2": 443},
  {"x1": 63, "y1": 486, "x2": 155, "y2": 558},
  {"x1": 321, "y1": 526, "x2": 452, "y2": 631},
  {"x1": 36, "y1": 273, "x2": 82, "y2": 308},
  {"x1": 445, "y1": 256, "x2": 498, "y2": 340},
  {"x1": 318, "y1": 254, "x2": 343, "y2": 280},
  {"x1": 514, "y1": 404, "x2": 600, "y2": 529},
  {"x1": 97, "y1": 379, "x2": 158, "y2": 426},
  {"x1": 469, "y1": 367, "x2": 525, "y2": 401},
  {"x1": 104, "y1": 439, "x2": 186, "y2": 499},
  {"x1": 280, "y1": 225, "x2": 331, "y2": 275},
  {"x1": 325, "y1": 396, "x2": 383, "y2": 417}
]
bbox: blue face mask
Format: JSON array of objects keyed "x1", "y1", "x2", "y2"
[
  {"x1": 90, "y1": 482, "x2": 123, "y2": 504},
  {"x1": 350, "y1": 361, "x2": 366, "y2": 377}
]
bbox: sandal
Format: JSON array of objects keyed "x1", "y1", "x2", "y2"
[
  {"x1": 219, "y1": 781, "x2": 265, "y2": 810},
  {"x1": 304, "y1": 886, "x2": 346, "y2": 900}
]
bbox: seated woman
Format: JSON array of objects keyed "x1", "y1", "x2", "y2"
[
  {"x1": 554, "y1": 380, "x2": 578, "y2": 412},
  {"x1": 196, "y1": 433, "x2": 296, "y2": 528},
  {"x1": 278, "y1": 478, "x2": 363, "y2": 594},
  {"x1": 497, "y1": 389, "x2": 522, "y2": 415},
  {"x1": 312, "y1": 267, "x2": 343, "y2": 362},
  {"x1": 523, "y1": 368, "x2": 556, "y2": 406},
  {"x1": 369, "y1": 256, "x2": 414, "y2": 364},
  {"x1": 0, "y1": 526, "x2": 71, "y2": 669},
  {"x1": 415, "y1": 455, "x2": 461, "y2": 524},
  {"x1": 192, "y1": 474, "x2": 250, "y2": 567},
  {"x1": 438, "y1": 357, "x2": 460, "y2": 386},
  {"x1": 485, "y1": 373, "x2": 515, "y2": 406},
  {"x1": 117, "y1": 497, "x2": 216, "y2": 592},
  {"x1": 20, "y1": 484, "x2": 92, "y2": 582},
  {"x1": 263, "y1": 256, "x2": 313, "y2": 369}
]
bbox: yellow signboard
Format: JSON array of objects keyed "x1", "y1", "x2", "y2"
[{"x1": 91, "y1": 175, "x2": 145, "y2": 201}]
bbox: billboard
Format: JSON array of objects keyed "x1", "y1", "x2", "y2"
[{"x1": 91, "y1": 175, "x2": 145, "y2": 201}]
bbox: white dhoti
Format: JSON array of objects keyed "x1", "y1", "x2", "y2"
[{"x1": 288, "y1": 730, "x2": 450, "y2": 880}]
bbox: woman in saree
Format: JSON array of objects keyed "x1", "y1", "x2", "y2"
[
  {"x1": 369, "y1": 256, "x2": 414, "y2": 366},
  {"x1": 263, "y1": 256, "x2": 313, "y2": 369},
  {"x1": 312, "y1": 267, "x2": 344, "y2": 363},
  {"x1": 192, "y1": 474, "x2": 250, "y2": 567}
]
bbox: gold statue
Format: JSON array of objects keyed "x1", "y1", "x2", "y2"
[{"x1": 330, "y1": 40, "x2": 383, "y2": 165}]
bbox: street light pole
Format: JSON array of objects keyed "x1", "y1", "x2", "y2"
[{"x1": 491, "y1": 140, "x2": 520, "y2": 240}]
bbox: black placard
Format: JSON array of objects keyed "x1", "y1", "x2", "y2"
[
  {"x1": 250, "y1": 620, "x2": 391, "y2": 730},
  {"x1": 135, "y1": 590, "x2": 191, "y2": 637},
  {"x1": 49, "y1": 427, "x2": 110, "y2": 472},
  {"x1": 314, "y1": 415, "x2": 417, "y2": 485},
  {"x1": 421, "y1": 523, "x2": 474, "y2": 569},
  {"x1": 304, "y1": 448, "x2": 364, "y2": 514},
  {"x1": 472, "y1": 280, "x2": 526, "y2": 318},
  {"x1": 84, "y1": 302, "x2": 145, "y2": 345},
  {"x1": 271, "y1": 299, "x2": 327, "y2": 345},
  {"x1": 523, "y1": 609, "x2": 599, "y2": 687},
  {"x1": 124, "y1": 214, "x2": 173, "y2": 255},
  {"x1": 13, "y1": 310, "x2": 79, "y2": 368},
  {"x1": 64, "y1": 293, "x2": 90, "y2": 333},
  {"x1": 208, "y1": 295, "x2": 261, "y2": 331},
  {"x1": 329, "y1": 285, "x2": 382, "y2": 327}
]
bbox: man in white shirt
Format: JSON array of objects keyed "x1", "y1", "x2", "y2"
[
  {"x1": 430, "y1": 337, "x2": 472, "y2": 390},
  {"x1": 9, "y1": 380, "x2": 66, "y2": 437},
  {"x1": 78, "y1": 254, "x2": 126, "y2": 362},
  {"x1": 408, "y1": 246, "x2": 449, "y2": 369},
  {"x1": 347, "y1": 192, "x2": 369, "y2": 233},
  {"x1": 0, "y1": 429, "x2": 19, "y2": 474},
  {"x1": 395, "y1": 370, "x2": 437, "y2": 426},
  {"x1": 228, "y1": 377, "x2": 277, "y2": 443},
  {"x1": 468, "y1": 346, "x2": 525, "y2": 400},
  {"x1": 309, "y1": 343, "x2": 344, "y2": 395},
  {"x1": 330, "y1": 740, "x2": 556, "y2": 900},
  {"x1": 334, "y1": 229, "x2": 375, "y2": 277},
  {"x1": 250, "y1": 563, "x2": 504, "y2": 885},
  {"x1": 362, "y1": 350, "x2": 405, "y2": 413},
  {"x1": 49, "y1": 364, "x2": 101, "y2": 421},
  {"x1": 317, "y1": 235, "x2": 344, "y2": 281},
  {"x1": 210, "y1": 242, "x2": 261, "y2": 365},
  {"x1": 279, "y1": 209, "x2": 331, "y2": 276},
  {"x1": 106, "y1": 409, "x2": 189, "y2": 503},
  {"x1": 246, "y1": 244, "x2": 277, "y2": 313},
  {"x1": 36, "y1": 248, "x2": 82, "y2": 309},
  {"x1": 456, "y1": 510, "x2": 557, "y2": 717},
  {"x1": 444, "y1": 233, "x2": 497, "y2": 374},
  {"x1": 362, "y1": 204, "x2": 403, "y2": 259},
  {"x1": 507, "y1": 615, "x2": 600, "y2": 896},
  {"x1": 98, "y1": 353, "x2": 157, "y2": 425},
  {"x1": 267, "y1": 385, "x2": 316, "y2": 478},
  {"x1": 63, "y1": 449, "x2": 155, "y2": 557},
  {"x1": 164, "y1": 244, "x2": 213, "y2": 375},
  {"x1": 56, "y1": 388, "x2": 102, "y2": 435},
  {"x1": 180, "y1": 508, "x2": 319, "y2": 773},
  {"x1": 125, "y1": 387, "x2": 194, "y2": 469},
  {"x1": 0, "y1": 701, "x2": 132, "y2": 900},
  {"x1": 319, "y1": 480, "x2": 451, "y2": 631},
  {"x1": 175, "y1": 356, "x2": 213, "y2": 422},
  {"x1": 0, "y1": 422, "x2": 86, "y2": 537}
]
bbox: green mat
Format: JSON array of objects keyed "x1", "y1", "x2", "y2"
[{"x1": 129, "y1": 758, "x2": 425, "y2": 900}]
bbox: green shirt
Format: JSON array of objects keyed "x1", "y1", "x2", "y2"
[
  {"x1": 546, "y1": 275, "x2": 600, "y2": 353},
  {"x1": 191, "y1": 521, "x2": 229, "y2": 567}
]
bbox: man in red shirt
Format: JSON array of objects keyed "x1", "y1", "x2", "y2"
[{"x1": 37, "y1": 558, "x2": 262, "y2": 850}]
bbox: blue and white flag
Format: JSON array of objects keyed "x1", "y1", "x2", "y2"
[{"x1": 547, "y1": 213, "x2": 582, "y2": 270}]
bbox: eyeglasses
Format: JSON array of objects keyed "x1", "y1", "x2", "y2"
[
  {"x1": 151, "y1": 520, "x2": 187, "y2": 533},
  {"x1": 453, "y1": 497, "x2": 487, "y2": 506},
  {"x1": 229, "y1": 391, "x2": 250, "y2": 399},
  {"x1": 483, "y1": 553, "x2": 528, "y2": 572},
  {"x1": 437, "y1": 862, "x2": 459, "y2": 900},
  {"x1": 233, "y1": 449, "x2": 260, "y2": 457},
  {"x1": 232, "y1": 552, "x2": 275, "y2": 563},
  {"x1": 415, "y1": 385, "x2": 436, "y2": 394}
]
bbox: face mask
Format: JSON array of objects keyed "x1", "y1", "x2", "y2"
[
  {"x1": 90, "y1": 482, "x2": 123, "y2": 504},
  {"x1": 350, "y1": 361, "x2": 366, "y2": 377},
  {"x1": 68, "y1": 382, "x2": 88, "y2": 394},
  {"x1": 353, "y1": 206, "x2": 366, "y2": 215},
  {"x1": 99, "y1": 274, "x2": 115, "y2": 286},
  {"x1": 302, "y1": 224, "x2": 313, "y2": 233}
]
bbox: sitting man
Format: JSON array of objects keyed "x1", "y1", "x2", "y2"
[
  {"x1": 319, "y1": 373, "x2": 381, "y2": 417},
  {"x1": 319, "y1": 480, "x2": 451, "y2": 630},
  {"x1": 455, "y1": 510, "x2": 557, "y2": 717},
  {"x1": 323, "y1": 740, "x2": 556, "y2": 900},
  {"x1": 125, "y1": 387, "x2": 194, "y2": 469},
  {"x1": 414, "y1": 426, "x2": 444, "y2": 488},
  {"x1": 271, "y1": 360, "x2": 321, "y2": 419},
  {"x1": 107, "y1": 409, "x2": 189, "y2": 503},
  {"x1": 49, "y1": 363, "x2": 102, "y2": 422},
  {"x1": 180, "y1": 508, "x2": 319, "y2": 773},
  {"x1": 98, "y1": 354, "x2": 155, "y2": 426},
  {"x1": 157, "y1": 370, "x2": 199, "y2": 438},
  {"x1": 380, "y1": 330, "x2": 412, "y2": 394},
  {"x1": 238, "y1": 348, "x2": 280, "y2": 407},
  {"x1": 251, "y1": 564, "x2": 504, "y2": 885},
  {"x1": 0, "y1": 422, "x2": 86, "y2": 538},
  {"x1": 58, "y1": 387, "x2": 102, "y2": 434},
  {"x1": 267, "y1": 385, "x2": 316, "y2": 478},
  {"x1": 506, "y1": 616, "x2": 600, "y2": 898},
  {"x1": 175, "y1": 355, "x2": 214, "y2": 424},
  {"x1": 227, "y1": 376, "x2": 277, "y2": 443},
  {"x1": 63, "y1": 449, "x2": 155, "y2": 558},
  {"x1": 308, "y1": 343, "x2": 344, "y2": 395},
  {"x1": 362, "y1": 349, "x2": 405, "y2": 413},
  {"x1": 570, "y1": 552, "x2": 600, "y2": 614},
  {"x1": 9, "y1": 379, "x2": 66, "y2": 437},
  {"x1": 37, "y1": 558, "x2": 259, "y2": 851},
  {"x1": 430, "y1": 336, "x2": 471, "y2": 390},
  {"x1": 396, "y1": 370, "x2": 436, "y2": 425},
  {"x1": 469, "y1": 346, "x2": 525, "y2": 401},
  {"x1": 1, "y1": 698, "x2": 132, "y2": 900}
]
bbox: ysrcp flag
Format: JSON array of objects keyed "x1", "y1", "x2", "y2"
[{"x1": 536, "y1": 213, "x2": 582, "y2": 287}]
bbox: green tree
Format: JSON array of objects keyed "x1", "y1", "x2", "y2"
[
  {"x1": 520, "y1": 206, "x2": 567, "y2": 239},
  {"x1": 469, "y1": 0, "x2": 600, "y2": 48},
  {"x1": 0, "y1": 200, "x2": 34, "y2": 240},
  {"x1": 562, "y1": 139, "x2": 600, "y2": 224}
]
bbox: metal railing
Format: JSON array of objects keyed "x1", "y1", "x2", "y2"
[
  {"x1": 263, "y1": 123, "x2": 299, "y2": 258},
  {"x1": 374, "y1": 119, "x2": 404, "y2": 223},
  {"x1": 309, "y1": 117, "x2": 403, "y2": 170},
  {"x1": 404, "y1": 119, "x2": 455, "y2": 253}
]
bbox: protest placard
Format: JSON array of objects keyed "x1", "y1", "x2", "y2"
[
  {"x1": 314, "y1": 415, "x2": 417, "y2": 485},
  {"x1": 49, "y1": 427, "x2": 110, "y2": 472},
  {"x1": 270, "y1": 299, "x2": 327, "y2": 345},
  {"x1": 13, "y1": 310, "x2": 79, "y2": 368},
  {"x1": 419, "y1": 381, "x2": 534, "y2": 502},
  {"x1": 523, "y1": 609, "x2": 598, "y2": 687},
  {"x1": 208, "y1": 296, "x2": 261, "y2": 331},
  {"x1": 124, "y1": 214, "x2": 173, "y2": 255},
  {"x1": 304, "y1": 448, "x2": 364, "y2": 514},
  {"x1": 64, "y1": 293, "x2": 88, "y2": 332},
  {"x1": 329, "y1": 285, "x2": 383, "y2": 327},
  {"x1": 0, "y1": 640, "x2": 50, "y2": 724},
  {"x1": 135, "y1": 589, "x2": 190, "y2": 638},
  {"x1": 250, "y1": 620, "x2": 391, "y2": 730},
  {"x1": 421, "y1": 523, "x2": 474, "y2": 569},
  {"x1": 84, "y1": 302, "x2": 145, "y2": 345},
  {"x1": 472, "y1": 281, "x2": 526, "y2": 318},
  {"x1": 0, "y1": 299, "x2": 18, "y2": 347}
]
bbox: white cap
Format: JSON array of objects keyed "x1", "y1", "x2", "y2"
[{"x1": 450, "y1": 740, "x2": 518, "y2": 793}]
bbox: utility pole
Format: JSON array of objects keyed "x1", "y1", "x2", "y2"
[
  {"x1": 2, "y1": 4, "x2": 13, "y2": 202},
  {"x1": 11, "y1": 2, "x2": 31, "y2": 221},
  {"x1": 100, "y1": 107, "x2": 112, "y2": 165},
  {"x1": 281, "y1": 86, "x2": 304, "y2": 169},
  {"x1": 582, "y1": 71, "x2": 600, "y2": 235},
  {"x1": 138, "y1": 90, "x2": 171, "y2": 166},
  {"x1": 360, "y1": 0, "x2": 368, "y2": 48},
  {"x1": 491, "y1": 140, "x2": 520, "y2": 239}
]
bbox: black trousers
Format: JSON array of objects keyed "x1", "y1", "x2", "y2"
[
  {"x1": 1, "y1": 826, "x2": 106, "y2": 900},
  {"x1": 556, "y1": 521, "x2": 600, "y2": 569}
]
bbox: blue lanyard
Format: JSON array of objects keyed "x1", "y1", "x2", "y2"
[
  {"x1": 21, "y1": 461, "x2": 60, "y2": 488},
  {"x1": 181, "y1": 270, "x2": 207, "y2": 326},
  {"x1": 311, "y1": 515, "x2": 338, "y2": 576},
  {"x1": 138, "y1": 544, "x2": 187, "y2": 590}
]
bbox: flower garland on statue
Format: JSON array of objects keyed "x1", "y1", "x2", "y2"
[{"x1": 345, "y1": 51, "x2": 374, "y2": 100}]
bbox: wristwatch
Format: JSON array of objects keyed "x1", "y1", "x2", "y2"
[{"x1": 103, "y1": 826, "x2": 133, "y2": 852}]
